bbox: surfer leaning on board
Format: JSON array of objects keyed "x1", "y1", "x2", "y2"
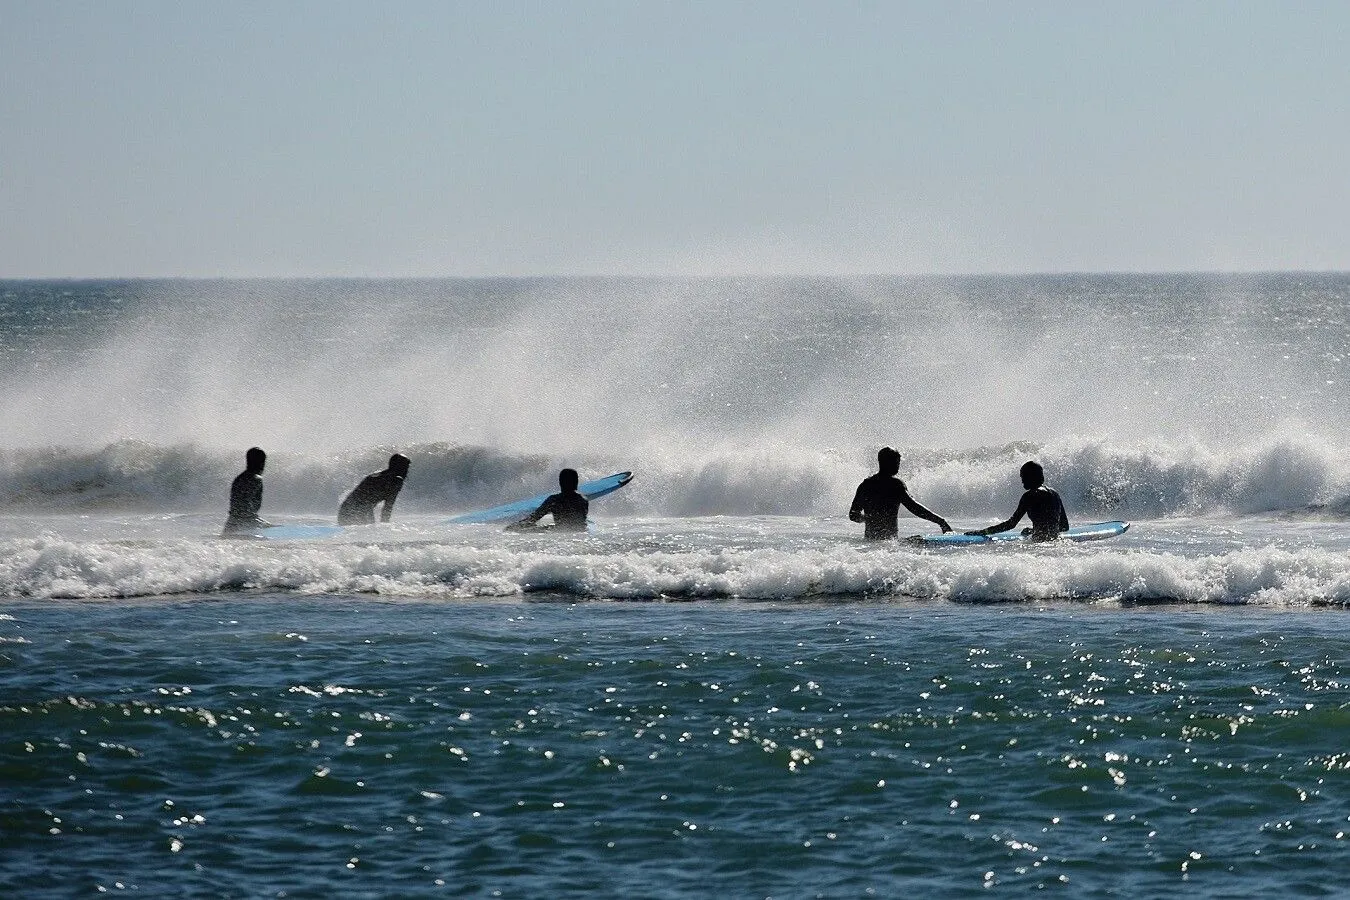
[
  {"x1": 507, "y1": 468, "x2": 589, "y2": 533},
  {"x1": 965, "y1": 460, "x2": 1069, "y2": 542},
  {"x1": 337, "y1": 453, "x2": 410, "y2": 525},
  {"x1": 221, "y1": 447, "x2": 272, "y2": 537},
  {"x1": 849, "y1": 447, "x2": 952, "y2": 540}
]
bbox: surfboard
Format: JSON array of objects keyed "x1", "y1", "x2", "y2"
[
  {"x1": 910, "y1": 521, "x2": 1130, "y2": 546},
  {"x1": 256, "y1": 473, "x2": 633, "y2": 540},
  {"x1": 443, "y1": 471, "x2": 633, "y2": 525}
]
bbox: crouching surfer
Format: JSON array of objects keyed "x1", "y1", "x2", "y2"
[
  {"x1": 965, "y1": 460, "x2": 1069, "y2": 542},
  {"x1": 221, "y1": 447, "x2": 272, "y2": 537},
  {"x1": 849, "y1": 447, "x2": 952, "y2": 540},
  {"x1": 507, "y1": 468, "x2": 589, "y2": 532},
  {"x1": 338, "y1": 453, "x2": 410, "y2": 525}
]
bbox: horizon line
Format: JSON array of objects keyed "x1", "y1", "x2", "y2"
[{"x1": 3, "y1": 267, "x2": 1349, "y2": 282}]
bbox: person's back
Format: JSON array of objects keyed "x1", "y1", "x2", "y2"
[
  {"x1": 1019, "y1": 484, "x2": 1069, "y2": 541},
  {"x1": 851, "y1": 472, "x2": 909, "y2": 540},
  {"x1": 509, "y1": 468, "x2": 589, "y2": 532},
  {"x1": 535, "y1": 490, "x2": 589, "y2": 531},
  {"x1": 849, "y1": 447, "x2": 951, "y2": 540},
  {"x1": 338, "y1": 454, "x2": 409, "y2": 525}
]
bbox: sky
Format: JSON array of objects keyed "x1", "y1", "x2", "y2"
[{"x1": 2, "y1": 0, "x2": 1348, "y2": 277}]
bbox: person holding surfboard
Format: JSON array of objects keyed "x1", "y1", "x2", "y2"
[
  {"x1": 221, "y1": 447, "x2": 272, "y2": 536},
  {"x1": 849, "y1": 447, "x2": 952, "y2": 540},
  {"x1": 338, "y1": 453, "x2": 410, "y2": 525},
  {"x1": 507, "y1": 468, "x2": 589, "y2": 532},
  {"x1": 965, "y1": 460, "x2": 1069, "y2": 542}
]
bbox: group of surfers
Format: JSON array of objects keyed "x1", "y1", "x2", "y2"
[{"x1": 223, "y1": 446, "x2": 1068, "y2": 542}]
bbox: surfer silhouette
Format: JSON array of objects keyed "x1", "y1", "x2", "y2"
[
  {"x1": 222, "y1": 447, "x2": 271, "y2": 536},
  {"x1": 507, "y1": 468, "x2": 589, "y2": 532},
  {"x1": 966, "y1": 460, "x2": 1069, "y2": 542},
  {"x1": 849, "y1": 447, "x2": 952, "y2": 540},
  {"x1": 337, "y1": 453, "x2": 410, "y2": 525}
]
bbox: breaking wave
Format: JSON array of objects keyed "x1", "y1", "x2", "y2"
[{"x1": 1, "y1": 432, "x2": 1347, "y2": 520}]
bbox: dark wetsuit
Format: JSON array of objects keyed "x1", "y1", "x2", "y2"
[
  {"x1": 982, "y1": 487, "x2": 1069, "y2": 541},
  {"x1": 338, "y1": 471, "x2": 405, "y2": 525},
  {"x1": 514, "y1": 490, "x2": 589, "y2": 532},
  {"x1": 849, "y1": 474, "x2": 946, "y2": 540},
  {"x1": 222, "y1": 471, "x2": 267, "y2": 535}
]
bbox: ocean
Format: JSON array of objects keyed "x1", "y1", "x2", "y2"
[{"x1": 2, "y1": 274, "x2": 1350, "y2": 896}]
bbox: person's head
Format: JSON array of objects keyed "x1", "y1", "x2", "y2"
[
  {"x1": 388, "y1": 453, "x2": 410, "y2": 477},
  {"x1": 245, "y1": 446, "x2": 266, "y2": 474},
  {"x1": 1020, "y1": 460, "x2": 1045, "y2": 489},
  {"x1": 877, "y1": 447, "x2": 901, "y2": 476},
  {"x1": 559, "y1": 468, "x2": 579, "y2": 492}
]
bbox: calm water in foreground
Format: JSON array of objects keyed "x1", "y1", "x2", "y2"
[{"x1": 5, "y1": 598, "x2": 1350, "y2": 897}]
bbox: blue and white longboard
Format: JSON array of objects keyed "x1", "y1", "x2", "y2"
[
  {"x1": 258, "y1": 471, "x2": 634, "y2": 540},
  {"x1": 911, "y1": 521, "x2": 1130, "y2": 546},
  {"x1": 443, "y1": 471, "x2": 633, "y2": 525}
]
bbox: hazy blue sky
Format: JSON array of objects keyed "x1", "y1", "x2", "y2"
[{"x1": 3, "y1": 1, "x2": 1348, "y2": 276}]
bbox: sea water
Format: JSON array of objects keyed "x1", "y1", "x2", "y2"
[{"x1": 2, "y1": 275, "x2": 1350, "y2": 896}]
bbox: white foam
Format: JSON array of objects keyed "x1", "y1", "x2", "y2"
[{"x1": 3, "y1": 530, "x2": 1348, "y2": 606}]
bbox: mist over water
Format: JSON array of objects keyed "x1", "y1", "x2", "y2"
[{"x1": 0, "y1": 275, "x2": 1347, "y2": 518}]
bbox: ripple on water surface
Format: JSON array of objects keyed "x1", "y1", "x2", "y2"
[{"x1": 3, "y1": 600, "x2": 1350, "y2": 896}]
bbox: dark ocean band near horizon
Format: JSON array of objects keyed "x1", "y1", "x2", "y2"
[{"x1": 3, "y1": 274, "x2": 1350, "y2": 895}]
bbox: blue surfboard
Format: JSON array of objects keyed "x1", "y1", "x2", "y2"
[
  {"x1": 443, "y1": 471, "x2": 633, "y2": 525},
  {"x1": 911, "y1": 521, "x2": 1130, "y2": 546}
]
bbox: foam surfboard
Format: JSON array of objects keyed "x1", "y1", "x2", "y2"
[
  {"x1": 910, "y1": 521, "x2": 1130, "y2": 546},
  {"x1": 444, "y1": 471, "x2": 633, "y2": 525}
]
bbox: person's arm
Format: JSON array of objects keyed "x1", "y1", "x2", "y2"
[
  {"x1": 966, "y1": 494, "x2": 1028, "y2": 536},
  {"x1": 848, "y1": 484, "x2": 866, "y2": 523},
  {"x1": 508, "y1": 494, "x2": 557, "y2": 531},
  {"x1": 899, "y1": 491, "x2": 952, "y2": 533},
  {"x1": 1058, "y1": 494, "x2": 1070, "y2": 532}
]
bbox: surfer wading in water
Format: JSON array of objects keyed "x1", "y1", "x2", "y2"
[
  {"x1": 337, "y1": 453, "x2": 410, "y2": 525},
  {"x1": 508, "y1": 468, "x2": 589, "y2": 532},
  {"x1": 966, "y1": 460, "x2": 1069, "y2": 542},
  {"x1": 222, "y1": 447, "x2": 271, "y2": 537},
  {"x1": 849, "y1": 447, "x2": 952, "y2": 540}
]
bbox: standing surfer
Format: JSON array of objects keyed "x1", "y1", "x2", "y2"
[
  {"x1": 966, "y1": 460, "x2": 1069, "y2": 542},
  {"x1": 849, "y1": 447, "x2": 952, "y2": 540},
  {"x1": 222, "y1": 447, "x2": 271, "y2": 536},
  {"x1": 337, "y1": 453, "x2": 410, "y2": 525},
  {"x1": 507, "y1": 468, "x2": 589, "y2": 532}
]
